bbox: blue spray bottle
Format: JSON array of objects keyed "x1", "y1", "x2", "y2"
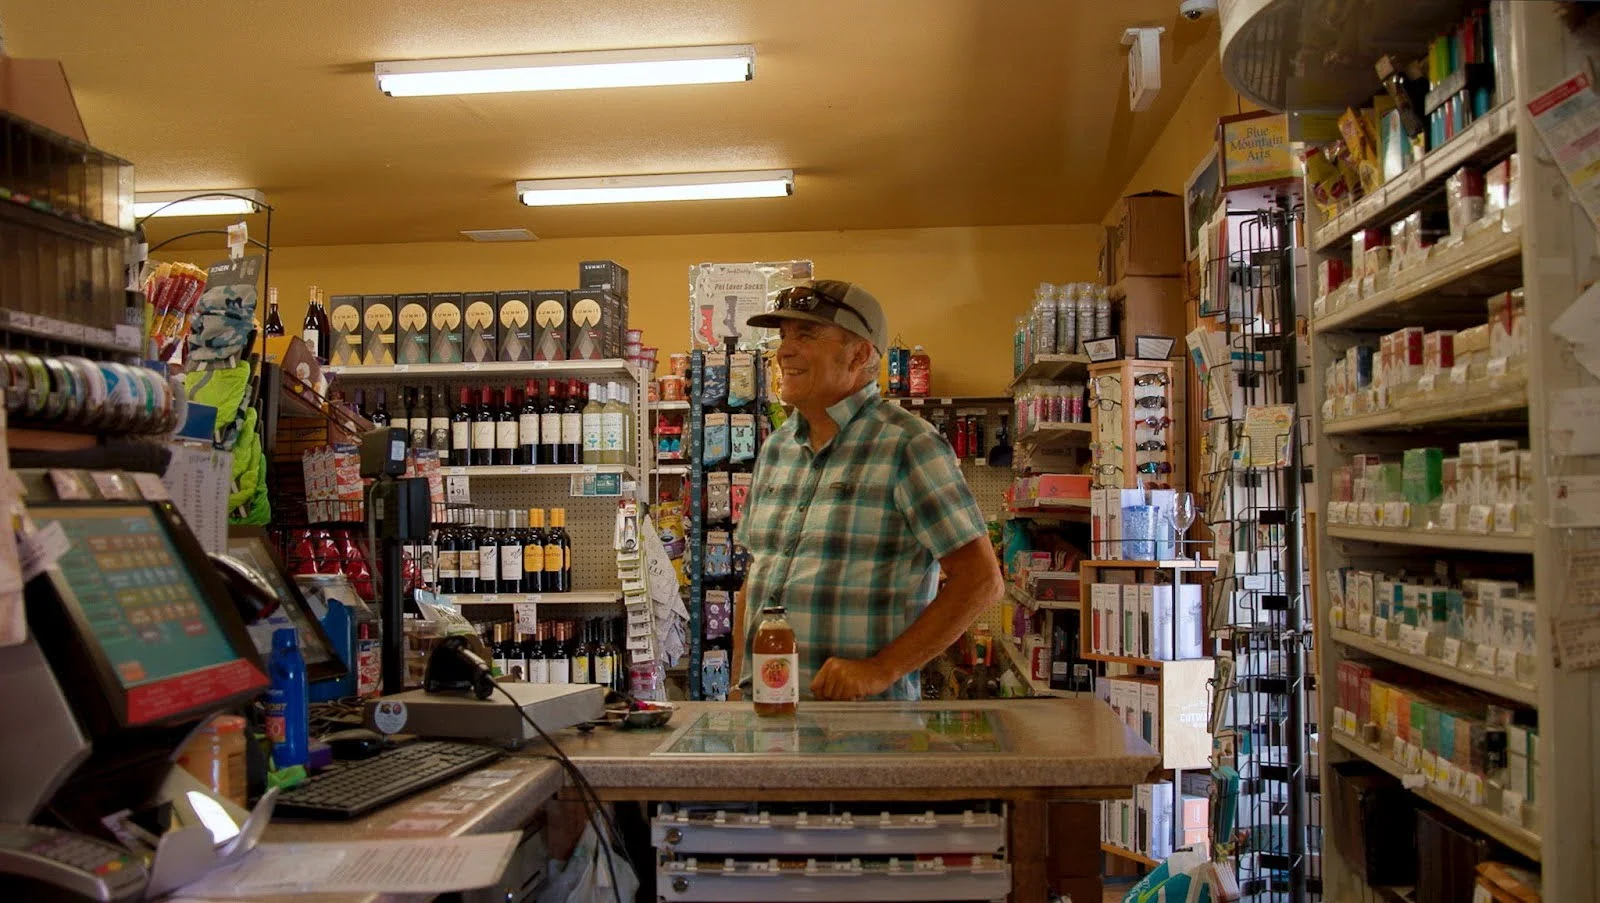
[{"x1": 266, "y1": 626, "x2": 309, "y2": 768}]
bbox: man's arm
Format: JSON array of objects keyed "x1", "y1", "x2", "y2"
[
  {"x1": 729, "y1": 588, "x2": 748, "y2": 698},
  {"x1": 811, "y1": 536, "x2": 1002, "y2": 700}
]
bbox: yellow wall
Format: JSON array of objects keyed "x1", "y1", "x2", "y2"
[
  {"x1": 184, "y1": 224, "x2": 1101, "y2": 396},
  {"x1": 1106, "y1": 52, "x2": 1252, "y2": 214}
]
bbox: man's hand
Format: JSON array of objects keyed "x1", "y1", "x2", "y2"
[{"x1": 811, "y1": 656, "x2": 898, "y2": 700}]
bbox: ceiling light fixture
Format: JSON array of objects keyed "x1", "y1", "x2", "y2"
[
  {"x1": 376, "y1": 45, "x2": 755, "y2": 97},
  {"x1": 516, "y1": 170, "x2": 793, "y2": 207},
  {"x1": 134, "y1": 189, "x2": 267, "y2": 219}
]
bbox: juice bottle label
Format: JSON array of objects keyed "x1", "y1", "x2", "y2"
[{"x1": 751, "y1": 652, "x2": 799, "y2": 704}]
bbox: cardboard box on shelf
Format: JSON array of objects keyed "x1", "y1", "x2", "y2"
[
  {"x1": 360, "y1": 294, "x2": 396, "y2": 366},
  {"x1": 428, "y1": 293, "x2": 464, "y2": 363},
  {"x1": 462, "y1": 292, "x2": 497, "y2": 363},
  {"x1": 532, "y1": 290, "x2": 568, "y2": 361},
  {"x1": 1114, "y1": 276, "x2": 1185, "y2": 353},
  {"x1": 394, "y1": 293, "x2": 431, "y2": 365},
  {"x1": 568, "y1": 287, "x2": 619, "y2": 360},
  {"x1": 1112, "y1": 191, "x2": 1185, "y2": 281},
  {"x1": 496, "y1": 290, "x2": 534, "y2": 362},
  {"x1": 327, "y1": 294, "x2": 363, "y2": 367}
]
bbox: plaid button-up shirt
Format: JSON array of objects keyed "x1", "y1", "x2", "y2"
[{"x1": 736, "y1": 381, "x2": 987, "y2": 700}]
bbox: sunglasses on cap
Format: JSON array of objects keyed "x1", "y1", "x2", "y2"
[{"x1": 772, "y1": 286, "x2": 873, "y2": 336}]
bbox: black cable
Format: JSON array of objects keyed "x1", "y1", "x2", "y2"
[{"x1": 492, "y1": 681, "x2": 626, "y2": 903}]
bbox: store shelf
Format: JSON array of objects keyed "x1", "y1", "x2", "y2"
[
  {"x1": 1310, "y1": 104, "x2": 1519, "y2": 252},
  {"x1": 438, "y1": 591, "x2": 620, "y2": 606},
  {"x1": 656, "y1": 464, "x2": 689, "y2": 476},
  {"x1": 997, "y1": 635, "x2": 1076, "y2": 698},
  {"x1": 886, "y1": 395, "x2": 1011, "y2": 408},
  {"x1": 1016, "y1": 422, "x2": 1092, "y2": 452},
  {"x1": 1006, "y1": 585, "x2": 1076, "y2": 612},
  {"x1": 1008, "y1": 354, "x2": 1090, "y2": 392},
  {"x1": 650, "y1": 400, "x2": 690, "y2": 412},
  {"x1": 1324, "y1": 387, "x2": 1529, "y2": 435},
  {"x1": 1330, "y1": 732, "x2": 1540, "y2": 861},
  {"x1": 1081, "y1": 651, "x2": 1174, "y2": 669},
  {"x1": 1101, "y1": 843, "x2": 1160, "y2": 868},
  {"x1": 1312, "y1": 224, "x2": 1523, "y2": 333},
  {"x1": 1326, "y1": 524, "x2": 1534, "y2": 555},
  {"x1": 1083, "y1": 559, "x2": 1219, "y2": 571},
  {"x1": 1331, "y1": 628, "x2": 1536, "y2": 706},
  {"x1": 1004, "y1": 498, "x2": 1091, "y2": 522},
  {"x1": 327, "y1": 358, "x2": 639, "y2": 379},
  {"x1": 441, "y1": 464, "x2": 637, "y2": 479}
]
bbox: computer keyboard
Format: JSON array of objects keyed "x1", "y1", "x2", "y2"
[{"x1": 273, "y1": 740, "x2": 506, "y2": 820}]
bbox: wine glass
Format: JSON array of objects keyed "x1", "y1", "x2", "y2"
[{"x1": 1170, "y1": 492, "x2": 1197, "y2": 560}]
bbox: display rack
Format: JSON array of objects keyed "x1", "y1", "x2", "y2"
[{"x1": 1221, "y1": 1, "x2": 1592, "y2": 899}]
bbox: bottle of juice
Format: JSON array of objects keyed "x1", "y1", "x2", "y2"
[
  {"x1": 908, "y1": 345, "x2": 931, "y2": 397},
  {"x1": 751, "y1": 601, "x2": 798, "y2": 716}
]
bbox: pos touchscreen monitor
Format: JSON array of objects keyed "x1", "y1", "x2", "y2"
[{"x1": 24, "y1": 501, "x2": 268, "y2": 735}]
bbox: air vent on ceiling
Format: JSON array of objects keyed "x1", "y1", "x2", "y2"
[{"x1": 461, "y1": 228, "x2": 537, "y2": 242}]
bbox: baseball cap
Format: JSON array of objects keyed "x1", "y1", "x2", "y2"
[{"x1": 747, "y1": 280, "x2": 888, "y2": 353}]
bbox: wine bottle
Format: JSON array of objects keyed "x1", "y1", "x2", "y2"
[
  {"x1": 370, "y1": 388, "x2": 391, "y2": 428},
  {"x1": 492, "y1": 622, "x2": 512, "y2": 677},
  {"x1": 390, "y1": 387, "x2": 411, "y2": 443},
  {"x1": 522, "y1": 508, "x2": 546, "y2": 593},
  {"x1": 450, "y1": 387, "x2": 473, "y2": 467},
  {"x1": 539, "y1": 380, "x2": 562, "y2": 466},
  {"x1": 352, "y1": 388, "x2": 367, "y2": 420},
  {"x1": 471, "y1": 387, "x2": 495, "y2": 467},
  {"x1": 547, "y1": 622, "x2": 571, "y2": 684},
  {"x1": 264, "y1": 287, "x2": 285, "y2": 337},
  {"x1": 546, "y1": 508, "x2": 572, "y2": 593},
  {"x1": 581, "y1": 382, "x2": 604, "y2": 466},
  {"x1": 570, "y1": 619, "x2": 592, "y2": 685},
  {"x1": 601, "y1": 381, "x2": 627, "y2": 466},
  {"x1": 435, "y1": 511, "x2": 459, "y2": 595},
  {"x1": 499, "y1": 510, "x2": 524, "y2": 595},
  {"x1": 560, "y1": 380, "x2": 583, "y2": 466},
  {"x1": 408, "y1": 388, "x2": 429, "y2": 450},
  {"x1": 477, "y1": 510, "x2": 500, "y2": 595},
  {"x1": 429, "y1": 387, "x2": 451, "y2": 453},
  {"x1": 594, "y1": 617, "x2": 616, "y2": 690},
  {"x1": 517, "y1": 379, "x2": 540, "y2": 466},
  {"x1": 302, "y1": 285, "x2": 326, "y2": 363},
  {"x1": 494, "y1": 387, "x2": 518, "y2": 467},
  {"x1": 456, "y1": 510, "x2": 479, "y2": 595},
  {"x1": 524, "y1": 623, "x2": 549, "y2": 684}
]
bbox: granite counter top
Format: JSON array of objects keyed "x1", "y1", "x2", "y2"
[{"x1": 530, "y1": 698, "x2": 1159, "y2": 793}]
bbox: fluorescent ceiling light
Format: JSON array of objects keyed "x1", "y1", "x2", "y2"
[
  {"x1": 134, "y1": 189, "x2": 267, "y2": 218},
  {"x1": 376, "y1": 45, "x2": 754, "y2": 97},
  {"x1": 517, "y1": 170, "x2": 793, "y2": 207}
]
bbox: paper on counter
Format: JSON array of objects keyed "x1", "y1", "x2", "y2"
[{"x1": 175, "y1": 831, "x2": 518, "y2": 898}]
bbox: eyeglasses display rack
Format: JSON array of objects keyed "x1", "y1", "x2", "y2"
[{"x1": 685, "y1": 341, "x2": 772, "y2": 700}]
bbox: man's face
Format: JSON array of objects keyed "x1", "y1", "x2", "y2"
[{"x1": 776, "y1": 321, "x2": 866, "y2": 409}]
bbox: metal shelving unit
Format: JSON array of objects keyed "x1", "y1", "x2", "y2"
[{"x1": 1221, "y1": 1, "x2": 1599, "y2": 898}]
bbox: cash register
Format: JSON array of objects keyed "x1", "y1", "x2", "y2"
[{"x1": 0, "y1": 469, "x2": 268, "y2": 901}]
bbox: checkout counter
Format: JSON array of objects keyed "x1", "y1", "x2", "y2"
[{"x1": 0, "y1": 469, "x2": 1159, "y2": 902}]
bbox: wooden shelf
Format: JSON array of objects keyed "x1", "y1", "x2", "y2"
[
  {"x1": 1330, "y1": 732, "x2": 1540, "y2": 861},
  {"x1": 1331, "y1": 628, "x2": 1535, "y2": 706},
  {"x1": 1324, "y1": 385, "x2": 1528, "y2": 435},
  {"x1": 1326, "y1": 524, "x2": 1533, "y2": 555},
  {"x1": 1016, "y1": 422, "x2": 1092, "y2": 453},
  {"x1": 1081, "y1": 651, "x2": 1176, "y2": 668},
  {"x1": 1082, "y1": 559, "x2": 1219, "y2": 571},
  {"x1": 886, "y1": 395, "x2": 1011, "y2": 408},
  {"x1": 1101, "y1": 842, "x2": 1160, "y2": 868},
  {"x1": 441, "y1": 464, "x2": 636, "y2": 479},
  {"x1": 1009, "y1": 354, "x2": 1090, "y2": 391},
  {"x1": 1006, "y1": 585, "x2": 1076, "y2": 612},
  {"x1": 328, "y1": 358, "x2": 639, "y2": 379},
  {"x1": 1312, "y1": 224, "x2": 1523, "y2": 333}
]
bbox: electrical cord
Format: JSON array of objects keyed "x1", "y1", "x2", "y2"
[{"x1": 492, "y1": 681, "x2": 627, "y2": 903}]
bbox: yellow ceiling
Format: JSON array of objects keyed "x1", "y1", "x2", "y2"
[{"x1": 2, "y1": 0, "x2": 1219, "y2": 247}]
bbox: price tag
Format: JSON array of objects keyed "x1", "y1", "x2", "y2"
[
  {"x1": 394, "y1": 364, "x2": 410, "y2": 373},
  {"x1": 448, "y1": 466, "x2": 466, "y2": 476},
  {"x1": 446, "y1": 475, "x2": 471, "y2": 505},
  {"x1": 583, "y1": 464, "x2": 598, "y2": 474},
  {"x1": 519, "y1": 465, "x2": 537, "y2": 474},
  {"x1": 1487, "y1": 357, "x2": 1509, "y2": 379},
  {"x1": 1417, "y1": 373, "x2": 1437, "y2": 393},
  {"x1": 478, "y1": 594, "x2": 498, "y2": 603},
  {"x1": 533, "y1": 361, "x2": 550, "y2": 369},
  {"x1": 514, "y1": 601, "x2": 538, "y2": 634},
  {"x1": 910, "y1": 398, "x2": 925, "y2": 406},
  {"x1": 1441, "y1": 637, "x2": 1462, "y2": 665},
  {"x1": 1450, "y1": 363, "x2": 1471, "y2": 386},
  {"x1": 464, "y1": 361, "x2": 480, "y2": 371},
  {"x1": 1474, "y1": 644, "x2": 1498, "y2": 673}
]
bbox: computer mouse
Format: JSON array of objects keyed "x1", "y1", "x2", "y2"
[{"x1": 323, "y1": 728, "x2": 387, "y2": 760}]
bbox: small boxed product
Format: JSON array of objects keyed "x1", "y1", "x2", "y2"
[
  {"x1": 395, "y1": 293, "x2": 431, "y2": 364},
  {"x1": 532, "y1": 290, "x2": 568, "y2": 361},
  {"x1": 1423, "y1": 330, "x2": 1455, "y2": 373},
  {"x1": 1485, "y1": 158, "x2": 1511, "y2": 219},
  {"x1": 1402, "y1": 447, "x2": 1444, "y2": 507},
  {"x1": 1446, "y1": 166, "x2": 1486, "y2": 238},
  {"x1": 578, "y1": 259, "x2": 629, "y2": 299},
  {"x1": 462, "y1": 292, "x2": 498, "y2": 363},
  {"x1": 361, "y1": 294, "x2": 397, "y2": 366},
  {"x1": 496, "y1": 290, "x2": 534, "y2": 362},
  {"x1": 327, "y1": 294, "x2": 363, "y2": 366},
  {"x1": 428, "y1": 293, "x2": 464, "y2": 363},
  {"x1": 1317, "y1": 258, "x2": 1348, "y2": 298},
  {"x1": 568, "y1": 287, "x2": 619, "y2": 360}
]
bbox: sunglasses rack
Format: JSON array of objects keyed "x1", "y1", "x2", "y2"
[{"x1": 1086, "y1": 360, "x2": 1180, "y2": 556}]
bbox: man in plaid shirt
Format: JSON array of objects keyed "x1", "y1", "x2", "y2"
[{"x1": 733, "y1": 280, "x2": 1004, "y2": 701}]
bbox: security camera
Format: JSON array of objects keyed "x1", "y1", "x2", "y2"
[{"x1": 1180, "y1": 0, "x2": 1218, "y2": 20}]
